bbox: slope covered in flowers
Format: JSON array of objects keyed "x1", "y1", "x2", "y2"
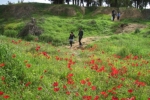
[{"x1": 0, "y1": 34, "x2": 150, "y2": 100}]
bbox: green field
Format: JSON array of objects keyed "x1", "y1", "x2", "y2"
[{"x1": 0, "y1": 3, "x2": 150, "y2": 100}]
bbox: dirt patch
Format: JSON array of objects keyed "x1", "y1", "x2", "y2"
[
  {"x1": 66, "y1": 36, "x2": 109, "y2": 50},
  {"x1": 116, "y1": 23, "x2": 147, "y2": 33}
]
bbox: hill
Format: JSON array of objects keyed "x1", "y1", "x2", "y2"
[{"x1": 0, "y1": 3, "x2": 149, "y2": 46}]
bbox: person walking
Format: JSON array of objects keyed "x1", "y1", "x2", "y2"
[
  {"x1": 78, "y1": 28, "x2": 83, "y2": 47},
  {"x1": 112, "y1": 10, "x2": 116, "y2": 21},
  {"x1": 69, "y1": 31, "x2": 75, "y2": 48},
  {"x1": 117, "y1": 12, "x2": 121, "y2": 20}
]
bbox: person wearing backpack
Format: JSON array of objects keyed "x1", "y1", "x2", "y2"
[
  {"x1": 112, "y1": 10, "x2": 116, "y2": 21},
  {"x1": 69, "y1": 31, "x2": 75, "y2": 48},
  {"x1": 78, "y1": 28, "x2": 83, "y2": 47}
]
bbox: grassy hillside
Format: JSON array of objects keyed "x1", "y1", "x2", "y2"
[{"x1": 0, "y1": 3, "x2": 150, "y2": 100}]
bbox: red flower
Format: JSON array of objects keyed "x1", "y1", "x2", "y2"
[
  {"x1": 148, "y1": 98, "x2": 150, "y2": 100},
  {"x1": 91, "y1": 86, "x2": 96, "y2": 90},
  {"x1": 97, "y1": 66, "x2": 105, "y2": 72},
  {"x1": 3, "y1": 95, "x2": 10, "y2": 99},
  {"x1": 66, "y1": 91, "x2": 70, "y2": 95},
  {"x1": 128, "y1": 89, "x2": 133, "y2": 93},
  {"x1": 63, "y1": 85, "x2": 67, "y2": 89},
  {"x1": 44, "y1": 70, "x2": 47, "y2": 73},
  {"x1": 111, "y1": 67, "x2": 119, "y2": 76},
  {"x1": 53, "y1": 82, "x2": 58, "y2": 87},
  {"x1": 40, "y1": 76, "x2": 43, "y2": 79},
  {"x1": 0, "y1": 63, "x2": 5, "y2": 67},
  {"x1": 100, "y1": 91, "x2": 108, "y2": 98},
  {"x1": 38, "y1": 87, "x2": 42, "y2": 91},
  {"x1": 112, "y1": 96, "x2": 119, "y2": 100},
  {"x1": 94, "y1": 95, "x2": 99, "y2": 100},
  {"x1": 12, "y1": 54, "x2": 16, "y2": 58},
  {"x1": 87, "y1": 82, "x2": 91, "y2": 86},
  {"x1": 75, "y1": 92, "x2": 79, "y2": 96},
  {"x1": 67, "y1": 73, "x2": 73, "y2": 78},
  {"x1": 25, "y1": 82, "x2": 31, "y2": 87},
  {"x1": 1, "y1": 76, "x2": 5, "y2": 81},
  {"x1": 80, "y1": 80, "x2": 86, "y2": 85},
  {"x1": 0, "y1": 91, "x2": 4, "y2": 95},
  {"x1": 54, "y1": 87, "x2": 59, "y2": 92},
  {"x1": 26, "y1": 64, "x2": 31, "y2": 68},
  {"x1": 127, "y1": 96, "x2": 136, "y2": 100}
]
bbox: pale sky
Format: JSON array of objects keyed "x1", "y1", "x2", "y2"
[{"x1": 0, "y1": 0, "x2": 51, "y2": 5}]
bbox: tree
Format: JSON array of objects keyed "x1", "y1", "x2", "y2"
[{"x1": 51, "y1": 0, "x2": 64, "y2": 4}]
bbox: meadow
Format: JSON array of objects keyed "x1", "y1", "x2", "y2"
[{"x1": 0, "y1": 3, "x2": 150, "y2": 100}]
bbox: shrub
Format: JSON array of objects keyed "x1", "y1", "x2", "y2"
[
  {"x1": 134, "y1": 28, "x2": 140, "y2": 34},
  {"x1": 3, "y1": 30, "x2": 18, "y2": 37},
  {"x1": 117, "y1": 47, "x2": 130, "y2": 58},
  {"x1": 39, "y1": 34, "x2": 53, "y2": 42},
  {"x1": 24, "y1": 34, "x2": 36, "y2": 41}
]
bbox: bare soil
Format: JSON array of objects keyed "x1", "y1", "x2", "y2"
[
  {"x1": 116, "y1": 23, "x2": 147, "y2": 33},
  {"x1": 65, "y1": 36, "x2": 110, "y2": 50}
]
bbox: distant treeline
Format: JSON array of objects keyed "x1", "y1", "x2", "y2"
[{"x1": 50, "y1": 0, "x2": 148, "y2": 9}]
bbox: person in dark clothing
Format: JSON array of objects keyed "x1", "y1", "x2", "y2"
[
  {"x1": 69, "y1": 31, "x2": 75, "y2": 48},
  {"x1": 78, "y1": 28, "x2": 83, "y2": 47},
  {"x1": 112, "y1": 10, "x2": 116, "y2": 21}
]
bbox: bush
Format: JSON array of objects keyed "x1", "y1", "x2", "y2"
[
  {"x1": 39, "y1": 34, "x2": 53, "y2": 42},
  {"x1": 24, "y1": 34, "x2": 36, "y2": 41},
  {"x1": 134, "y1": 28, "x2": 140, "y2": 34},
  {"x1": 117, "y1": 47, "x2": 130, "y2": 58},
  {"x1": 3, "y1": 30, "x2": 18, "y2": 37}
]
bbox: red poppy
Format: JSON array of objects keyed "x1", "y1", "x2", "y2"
[
  {"x1": 101, "y1": 91, "x2": 108, "y2": 98},
  {"x1": 0, "y1": 91, "x2": 4, "y2": 95},
  {"x1": 63, "y1": 85, "x2": 67, "y2": 89},
  {"x1": 80, "y1": 80, "x2": 86, "y2": 85},
  {"x1": 53, "y1": 82, "x2": 58, "y2": 87},
  {"x1": 75, "y1": 92, "x2": 79, "y2": 96},
  {"x1": 112, "y1": 96, "x2": 119, "y2": 100},
  {"x1": 25, "y1": 82, "x2": 31, "y2": 87},
  {"x1": 91, "y1": 86, "x2": 96, "y2": 90},
  {"x1": 12, "y1": 54, "x2": 16, "y2": 58},
  {"x1": 38, "y1": 87, "x2": 42, "y2": 91},
  {"x1": 44, "y1": 70, "x2": 47, "y2": 73},
  {"x1": 1, "y1": 76, "x2": 5, "y2": 81},
  {"x1": 67, "y1": 73, "x2": 73, "y2": 78},
  {"x1": 53, "y1": 87, "x2": 59, "y2": 92},
  {"x1": 26, "y1": 64, "x2": 31, "y2": 68},
  {"x1": 40, "y1": 76, "x2": 43, "y2": 79},
  {"x1": 94, "y1": 95, "x2": 99, "y2": 100},
  {"x1": 66, "y1": 91, "x2": 70, "y2": 95},
  {"x1": 0, "y1": 63, "x2": 5, "y2": 67},
  {"x1": 128, "y1": 89, "x2": 133, "y2": 93},
  {"x1": 3, "y1": 95, "x2": 10, "y2": 99},
  {"x1": 87, "y1": 82, "x2": 91, "y2": 86}
]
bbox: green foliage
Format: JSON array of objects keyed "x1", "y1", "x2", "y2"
[
  {"x1": 39, "y1": 34, "x2": 54, "y2": 42},
  {"x1": 134, "y1": 28, "x2": 140, "y2": 34},
  {"x1": 3, "y1": 30, "x2": 18, "y2": 37},
  {"x1": 0, "y1": 43, "x2": 26, "y2": 87},
  {"x1": 117, "y1": 47, "x2": 130, "y2": 58},
  {"x1": 24, "y1": 34, "x2": 36, "y2": 41}
]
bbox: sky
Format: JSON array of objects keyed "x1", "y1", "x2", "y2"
[{"x1": 0, "y1": 0, "x2": 51, "y2": 5}]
